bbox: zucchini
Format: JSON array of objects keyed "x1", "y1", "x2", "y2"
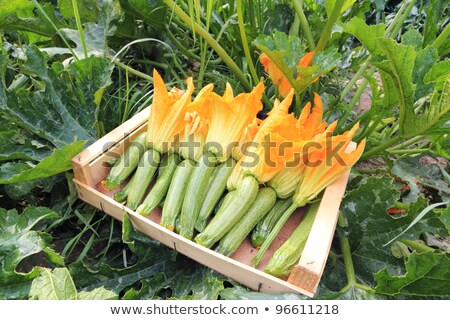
[
  {"x1": 194, "y1": 175, "x2": 259, "y2": 248},
  {"x1": 195, "y1": 157, "x2": 236, "y2": 232},
  {"x1": 126, "y1": 148, "x2": 161, "y2": 210},
  {"x1": 113, "y1": 172, "x2": 138, "y2": 203},
  {"x1": 179, "y1": 155, "x2": 216, "y2": 239},
  {"x1": 251, "y1": 197, "x2": 293, "y2": 248},
  {"x1": 104, "y1": 132, "x2": 147, "y2": 190},
  {"x1": 251, "y1": 202, "x2": 298, "y2": 267},
  {"x1": 136, "y1": 153, "x2": 181, "y2": 215},
  {"x1": 216, "y1": 187, "x2": 277, "y2": 256},
  {"x1": 265, "y1": 201, "x2": 319, "y2": 277},
  {"x1": 160, "y1": 159, "x2": 196, "y2": 230}
]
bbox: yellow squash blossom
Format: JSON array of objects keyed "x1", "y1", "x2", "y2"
[
  {"x1": 267, "y1": 93, "x2": 336, "y2": 198},
  {"x1": 205, "y1": 82, "x2": 265, "y2": 163},
  {"x1": 178, "y1": 84, "x2": 214, "y2": 162},
  {"x1": 260, "y1": 52, "x2": 316, "y2": 98},
  {"x1": 228, "y1": 90, "x2": 313, "y2": 189},
  {"x1": 147, "y1": 69, "x2": 195, "y2": 153},
  {"x1": 293, "y1": 125, "x2": 366, "y2": 207}
]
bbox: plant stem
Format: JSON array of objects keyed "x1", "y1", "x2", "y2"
[
  {"x1": 292, "y1": 0, "x2": 316, "y2": 51},
  {"x1": 361, "y1": 135, "x2": 403, "y2": 160},
  {"x1": 386, "y1": 136, "x2": 424, "y2": 150},
  {"x1": 432, "y1": 22, "x2": 450, "y2": 50},
  {"x1": 164, "y1": 0, "x2": 252, "y2": 91},
  {"x1": 315, "y1": 0, "x2": 345, "y2": 52},
  {"x1": 387, "y1": 148, "x2": 429, "y2": 155},
  {"x1": 112, "y1": 60, "x2": 153, "y2": 82},
  {"x1": 400, "y1": 239, "x2": 434, "y2": 253},
  {"x1": 386, "y1": 0, "x2": 417, "y2": 39},
  {"x1": 71, "y1": 0, "x2": 88, "y2": 59},
  {"x1": 338, "y1": 218, "x2": 356, "y2": 286},
  {"x1": 237, "y1": 0, "x2": 259, "y2": 86}
]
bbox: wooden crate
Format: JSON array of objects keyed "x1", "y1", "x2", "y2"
[{"x1": 71, "y1": 107, "x2": 351, "y2": 298}]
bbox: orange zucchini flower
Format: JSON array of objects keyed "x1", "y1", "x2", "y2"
[
  {"x1": 178, "y1": 84, "x2": 214, "y2": 162},
  {"x1": 147, "y1": 70, "x2": 195, "y2": 153},
  {"x1": 293, "y1": 124, "x2": 366, "y2": 207},
  {"x1": 267, "y1": 93, "x2": 336, "y2": 198},
  {"x1": 205, "y1": 82, "x2": 265, "y2": 163},
  {"x1": 260, "y1": 52, "x2": 316, "y2": 98},
  {"x1": 228, "y1": 89, "x2": 312, "y2": 189}
]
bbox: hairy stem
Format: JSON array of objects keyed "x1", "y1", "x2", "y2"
[
  {"x1": 315, "y1": 0, "x2": 345, "y2": 52},
  {"x1": 292, "y1": 0, "x2": 315, "y2": 51},
  {"x1": 237, "y1": 0, "x2": 259, "y2": 85}
]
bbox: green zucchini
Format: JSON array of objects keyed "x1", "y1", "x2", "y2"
[
  {"x1": 160, "y1": 159, "x2": 196, "y2": 230},
  {"x1": 194, "y1": 175, "x2": 259, "y2": 248},
  {"x1": 126, "y1": 148, "x2": 161, "y2": 210},
  {"x1": 251, "y1": 197, "x2": 293, "y2": 248},
  {"x1": 179, "y1": 155, "x2": 216, "y2": 239},
  {"x1": 195, "y1": 158, "x2": 236, "y2": 232},
  {"x1": 216, "y1": 187, "x2": 277, "y2": 256},
  {"x1": 104, "y1": 132, "x2": 147, "y2": 190},
  {"x1": 136, "y1": 153, "x2": 181, "y2": 215},
  {"x1": 113, "y1": 172, "x2": 138, "y2": 203},
  {"x1": 265, "y1": 201, "x2": 319, "y2": 277},
  {"x1": 251, "y1": 202, "x2": 298, "y2": 267}
]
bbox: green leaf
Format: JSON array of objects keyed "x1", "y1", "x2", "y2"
[
  {"x1": 0, "y1": 140, "x2": 86, "y2": 184},
  {"x1": 29, "y1": 268, "x2": 78, "y2": 300},
  {"x1": 0, "y1": 1, "x2": 68, "y2": 38},
  {"x1": 78, "y1": 286, "x2": 118, "y2": 300},
  {"x1": 341, "y1": 177, "x2": 447, "y2": 285},
  {"x1": 374, "y1": 251, "x2": 450, "y2": 297},
  {"x1": 412, "y1": 46, "x2": 438, "y2": 99},
  {"x1": 373, "y1": 39, "x2": 417, "y2": 137},
  {"x1": 400, "y1": 29, "x2": 423, "y2": 49},
  {"x1": 423, "y1": 0, "x2": 447, "y2": 47},
  {"x1": 391, "y1": 155, "x2": 450, "y2": 203},
  {"x1": 344, "y1": 17, "x2": 385, "y2": 56},
  {"x1": 57, "y1": 0, "x2": 101, "y2": 22},
  {"x1": 424, "y1": 60, "x2": 450, "y2": 84},
  {"x1": 219, "y1": 286, "x2": 304, "y2": 300},
  {"x1": 415, "y1": 76, "x2": 450, "y2": 136},
  {"x1": 0, "y1": 207, "x2": 59, "y2": 299},
  {"x1": 119, "y1": 0, "x2": 166, "y2": 29},
  {"x1": 70, "y1": 57, "x2": 114, "y2": 109},
  {"x1": 0, "y1": 130, "x2": 52, "y2": 161}
]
